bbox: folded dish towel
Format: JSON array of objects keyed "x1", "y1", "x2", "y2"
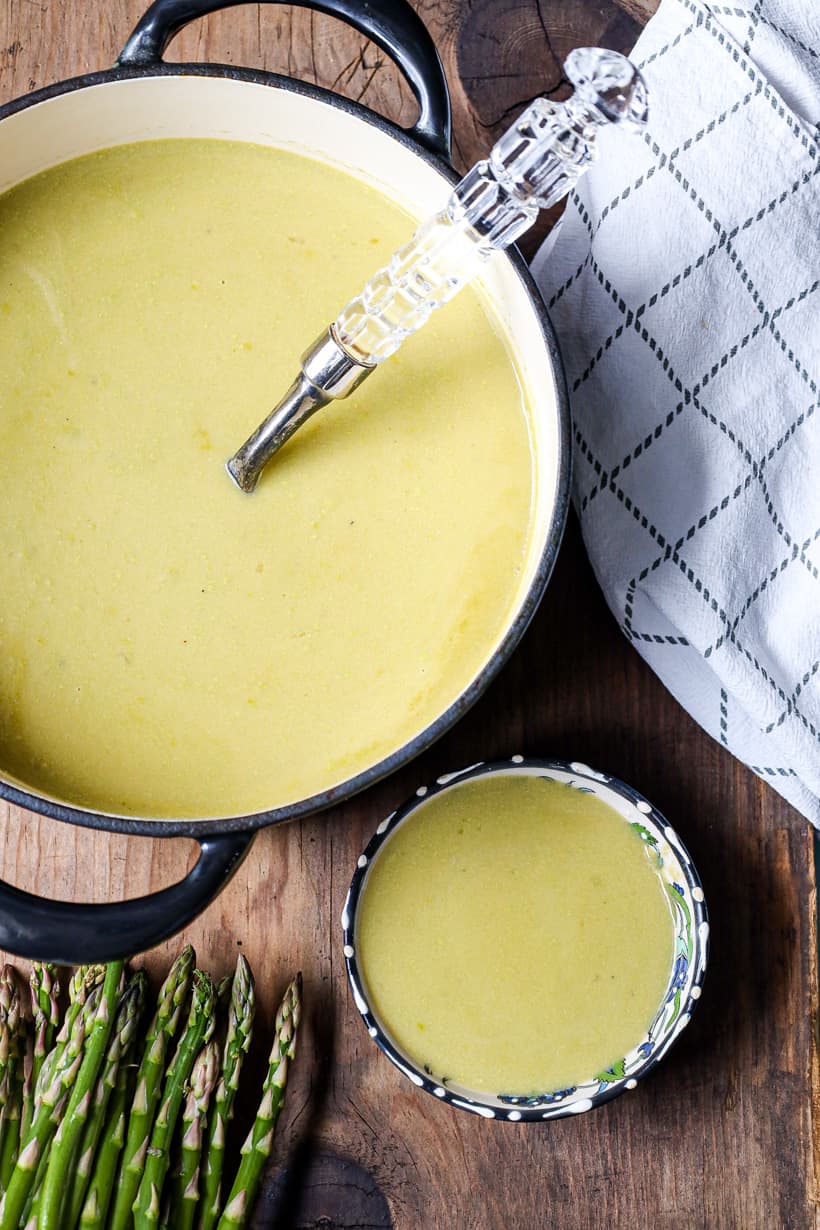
[{"x1": 533, "y1": 0, "x2": 820, "y2": 824}]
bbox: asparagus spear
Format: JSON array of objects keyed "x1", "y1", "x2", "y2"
[
  {"x1": 17, "y1": 1092, "x2": 69, "y2": 1230},
  {"x1": 133, "y1": 969, "x2": 217, "y2": 1230},
  {"x1": 171, "y1": 1040, "x2": 220, "y2": 1230},
  {"x1": 38, "y1": 959, "x2": 125, "y2": 1230},
  {"x1": 64, "y1": 972, "x2": 146, "y2": 1229},
  {"x1": 66, "y1": 967, "x2": 105, "y2": 1020},
  {"x1": 0, "y1": 966, "x2": 20, "y2": 1059},
  {"x1": 198, "y1": 956, "x2": 256, "y2": 1230},
  {"x1": 34, "y1": 967, "x2": 105, "y2": 1113},
  {"x1": 0, "y1": 966, "x2": 21, "y2": 1121},
  {"x1": 0, "y1": 1067, "x2": 23, "y2": 1194},
  {"x1": 216, "y1": 974, "x2": 302, "y2": 1230},
  {"x1": 78, "y1": 1029, "x2": 139, "y2": 1230},
  {"x1": 0, "y1": 984, "x2": 92, "y2": 1230},
  {"x1": 78, "y1": 1186, "x2": 102, "y2": 1230},
  {"x1": 0, "y1": 1025, "x2": 24, "y2": 1193},
  {"x1": 22, "y1": 964, "x2": 59, "y2": 1142},
  {"x1": 22, "y1": 1171, "x2": 44, "y2": 1230},
  {"x1": 0, "y1": 966, "x2": 23, "y2": 1190},
  {"x1": 109, "y1": 944, "x2": 195, "y2": 1230},
  {"x1": 18, "y1": 975, "x2": 101, "y2": 1230}
]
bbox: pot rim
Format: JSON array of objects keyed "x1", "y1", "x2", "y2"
[
  {"x1": 342, "y1": 756, "x2": 710, "y2": 1122},
  {"x1": 0, "y1": 63, "x2": 572, "y2": 838}
]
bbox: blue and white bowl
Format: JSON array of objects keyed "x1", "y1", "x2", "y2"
[{"x1": 342, "y1": 757, "x2": 709, "y2": 1122}]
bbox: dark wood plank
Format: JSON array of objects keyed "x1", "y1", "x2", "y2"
[{"x1": 0, "y1": 3, "x2": 818, "y2": 1227}]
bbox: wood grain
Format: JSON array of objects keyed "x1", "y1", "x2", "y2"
[{"x1": 0, "y1": 2, "x2": 817, "y2": 1227}]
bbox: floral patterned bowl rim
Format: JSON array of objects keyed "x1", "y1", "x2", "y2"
[{"x1": 342, "y1": 756, "x2": 709, "y2": 1122}]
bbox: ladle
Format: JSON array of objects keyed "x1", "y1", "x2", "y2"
[{"x1": 226, "y1": 46, "x2": 648, "y2": 493}]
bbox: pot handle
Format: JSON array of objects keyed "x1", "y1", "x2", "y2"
[
  {"x1": 0, "y1": 831, "x2": 252, "y2": 963},
  {"x1": 117, "y1": 0, "x2": 452, "y2": 160}
]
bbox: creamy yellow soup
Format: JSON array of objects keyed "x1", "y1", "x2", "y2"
[
  {"x1": 356, "y1": 775, "x2": 675, "y2": 1094},
  {"x1": 0, "y1": 140, "x2": 534, "y2": 817}
]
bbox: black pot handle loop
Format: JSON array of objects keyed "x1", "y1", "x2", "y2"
[
  {"x1": 0, "y1": 831, "x2": 252, "y2": 963},
  {"x1": 118, "y1": 0, "x2": 452, "y2": 160}
]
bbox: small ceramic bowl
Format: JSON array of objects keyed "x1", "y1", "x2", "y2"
[{"x1": 342, "y1": 757, "x2": 709, "y2": 1121}]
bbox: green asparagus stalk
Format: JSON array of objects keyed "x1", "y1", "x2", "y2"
[
  {"x1": 198, "y1": 956, "x2": 256, "y2": 1230},
  {"x1": 78, "y1": 1187, "x2": 101, "y2": 1230},
  {"x1": 171, "y1": 1040, "x2": 220, "y2": 1230},
  {"x1": 78, "y1": 1028, "x2": 139, "y2": 1230},
  {"x1": 66, "y1": 967, "x2": 106, "y2": 1023},
  {"x1": 18, "y1": 1137, "x2": 53, "y2": 1228},
  {"x1": 216, "y1": 974, "x2": 302, "y2": 1230},
  {"x1": 64, "y1": 971, "x2": 146, "y2": 1229},
  {"x1": 109, "y1": 944, "x2": 196, "y2": 1230},
  {"x1": 0, "y1": 965, "x2": 24, "y2": 1191},
  {"x1": 38, "y1": 959, "x2": 125, "y2": 1230},
  {"x1": 22, "y1": 1167, "x2": 45, "y2": 1230},
  {"x1": 22, "y1": 964, "x2": 59, "y2": 1142},
  {"x1": 0, "y1": 966, "x2": 20, "y2": 1065},
  {"x1": 20, "y1": 1045, "x2": 34, "y2": 1162},
  {"x1": 34, "y1": 967, "x2": 105, "y2": 1113},
  {"x1": 0, "y1": 1058, "x2": 23, "y2": 1193},
  {"x1": 0, "y1": 1078, "x2": 22, "y2": 1195},
  {"x1": 133, "y1": 970, "x2": 217, "y2": 1230},
  {"x1": 0, "y1": 985, "x2": 91, "y2": 1230},
  {"x1": 0, "y1": 965, "x2": 22, "y2": 1125}
]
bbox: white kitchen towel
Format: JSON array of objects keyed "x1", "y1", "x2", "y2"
[{"x1": 532, "y1": 0, "x2": 820, "y2": 824}]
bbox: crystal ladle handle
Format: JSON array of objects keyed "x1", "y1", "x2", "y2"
[
  {"x1": 335, "y1": 48, "x2": 648, "y2": 366},
  {"x1": 227, "y1": 47, "x2": 648, "y2": 491}
]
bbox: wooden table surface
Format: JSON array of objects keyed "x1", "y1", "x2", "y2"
[{"x1": 1, "y1": 1, "x2": 818, "y2": 1226}]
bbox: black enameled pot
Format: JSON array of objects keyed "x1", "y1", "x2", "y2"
[{"x1": 0, "y1": 0, "x2": 571, "y2": 962}]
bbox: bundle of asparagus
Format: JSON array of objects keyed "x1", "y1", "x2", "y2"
[{"x1": 0, "y1": 953, "x2": 302, "y2": 1230}]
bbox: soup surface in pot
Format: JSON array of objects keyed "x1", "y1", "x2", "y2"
[{"x1": 0, "y1": 140, "x2": 535, "y2": 818}]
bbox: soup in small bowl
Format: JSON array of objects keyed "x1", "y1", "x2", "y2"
[{"x1": 343, "y1": 758, "x2": 708, "y2": 1120}]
